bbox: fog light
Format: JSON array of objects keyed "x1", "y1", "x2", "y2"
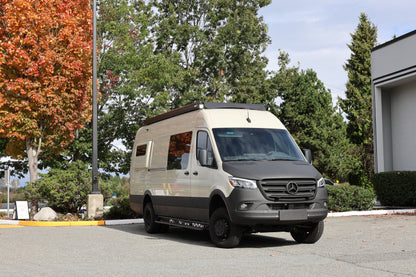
[
  {"x1": 323, "y1": 201, "x2": 328, "y2": 208},
  {"x1": 238, "y1": 203, "x2": 251, "y2": 211}
]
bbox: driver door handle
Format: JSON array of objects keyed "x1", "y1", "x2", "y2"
[{"x1": 192, "y1": 171, "x2": 198, "y2": 176}]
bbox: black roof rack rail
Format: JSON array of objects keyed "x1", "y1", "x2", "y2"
[{"x1": 143, "y1": 102, "x2": 266, "y2": 126}]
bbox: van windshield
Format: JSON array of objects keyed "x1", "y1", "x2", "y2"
[{"x1": 212, "y1": 128, "x2": 305, "y2": 162}]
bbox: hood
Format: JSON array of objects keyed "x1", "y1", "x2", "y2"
[{"x1": 222, "y1": 160, "x2": 322, "y2": 181}]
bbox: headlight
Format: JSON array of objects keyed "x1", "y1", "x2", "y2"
[
  {"x1": 317, "y1": 177, "x2": 325, "y2": 187},
  {"x1": 228, "y1": 177, "x2": 257, "y2": 189}
]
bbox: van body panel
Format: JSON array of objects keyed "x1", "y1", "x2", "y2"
[
  {"x1": 222, "y1": 160, "x2": 321, "y2": 181},
  {"x1": 202, "y1": 109, "x2": 285, "y2": 129}
]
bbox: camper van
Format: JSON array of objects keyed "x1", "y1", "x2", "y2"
[{"x1": 130, "y1": 102, "x2": 328, "y2": 248}]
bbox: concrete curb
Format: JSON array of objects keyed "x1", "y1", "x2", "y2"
[
  {"x1": 327, "y1": 209, "x2": 416, "y2": 217},
  {"x1": 1, "y1": 210, "x2": 415, "y2": 227},
  {"x1": 0, "y1": 218, "x2": 144, "y2": 227}
]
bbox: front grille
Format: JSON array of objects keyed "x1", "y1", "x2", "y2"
[{"x1": 258, "y1": 179, "x2": 317, "y2": 201}]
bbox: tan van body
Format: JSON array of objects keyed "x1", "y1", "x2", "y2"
[{"x1": 130, "y1": 102, "x2": 328, "y2": 247}]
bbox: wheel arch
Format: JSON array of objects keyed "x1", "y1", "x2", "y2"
[
  {"x1": 143, "y1": 191, "x2": 153, "y2": 211},
  {"x1": 209, "y1": 190, "x2": 230, "y2": 218}
]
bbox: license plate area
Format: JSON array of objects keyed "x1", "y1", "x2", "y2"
[{"x1": 280, "y1": 209, "x2": 308, "y2": 221}]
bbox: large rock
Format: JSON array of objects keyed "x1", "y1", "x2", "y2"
[{"x1": 33, "y1": 207, "x2": 57, "y2": 221}]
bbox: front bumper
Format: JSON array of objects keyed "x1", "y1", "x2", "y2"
[{"x1": 226, "y1": 186, "x2": 328, "y2": 226}]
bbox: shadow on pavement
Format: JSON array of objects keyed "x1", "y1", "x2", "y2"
[{"x1": 104, "y1": 223, "x2": 297, "y2": 248}]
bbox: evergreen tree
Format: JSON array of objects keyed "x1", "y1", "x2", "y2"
[
  {"x1": 270, "y1": 52, "x2": 357, "y2": 180},
  {"x1": 340, "y1": 13, "x2": 377, "y2": 185}
]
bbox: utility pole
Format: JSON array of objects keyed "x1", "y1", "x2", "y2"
[{"x1": 87, "y1": 0, "x2": 103, "y2": 219}]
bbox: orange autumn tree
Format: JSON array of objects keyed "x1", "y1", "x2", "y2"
[{"x1": 0, "y1": 0, "x2": 93, "y2": 183}]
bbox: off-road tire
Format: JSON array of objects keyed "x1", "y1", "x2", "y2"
[
  {"x1": 290, "y1": 220, "x2": 324, "y2": 244},
  {"x1": 209, "y1": 207, "x2": 242, "y2": 248}
]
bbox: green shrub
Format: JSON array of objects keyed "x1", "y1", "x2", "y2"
[
  {"x1": 373, "y1": 171, "x2": 416, "y2": 206},
  {"x1": 348, "y1": 170, "x2": 374, "y2": 191},
  {"x1": 327, "y1": 185, "x2": 375, "y2": 212},
  {"x1": 25, "y1": 161, "x2": 91, "y2": 215},
  {"x1": 99, "y1": 175, "x2": 129, "y2": 205},
  {"x1": 103, "y1": 195, "x2": 136, "y2": 219}
]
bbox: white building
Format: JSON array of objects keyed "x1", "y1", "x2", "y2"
[{"x1": 372, "y1": 30, "x2": 416, "y2": 173}]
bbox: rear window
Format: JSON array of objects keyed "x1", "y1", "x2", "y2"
[{"x1": 135, "y1": 144, "x2": 147, "y2": 157}]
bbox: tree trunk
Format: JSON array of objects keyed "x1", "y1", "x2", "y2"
[{"x1": 26, "y1": 138, "x2": 40, "y2": 213}]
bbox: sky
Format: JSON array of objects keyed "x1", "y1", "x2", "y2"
[{"x1": 258, "y1": 0, "x2": 416, "y2": 102}]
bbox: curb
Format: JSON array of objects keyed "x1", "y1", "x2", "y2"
[
  {"x1": 1, "y1": 210, "x2": 415, "y2": 227},
  {"x1": 0, "y1": 218, "x2": 143, "y2": 227},
  {"x1": 327, "y1": 209, "x2": 416, "y2": 217}
]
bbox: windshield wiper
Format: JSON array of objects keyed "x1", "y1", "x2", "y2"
[
  {"x1": 224, "y1": 159, "x2": 259, "y2": 162},
  {"x1": 268, "y1": 158, "x2": 297, "y2": 161}
]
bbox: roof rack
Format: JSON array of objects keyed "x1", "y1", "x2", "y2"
[{"x1": 143, "y1": 102, "x2": 266, "y2": 126}]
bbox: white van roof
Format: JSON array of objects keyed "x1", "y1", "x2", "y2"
[{"x1": 143, "y1": 102, "x2": 266, "y2": 126}]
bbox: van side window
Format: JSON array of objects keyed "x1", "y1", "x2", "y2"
[
  {"x1": 197, "y1": 131, "x2": 217, "y2": 168},
  {"x1": 135, "y1": 144, "x2": 147, "y2": 157},
  {"x1": 167, "y1": 131, "x2": 192, "y2": 170}
]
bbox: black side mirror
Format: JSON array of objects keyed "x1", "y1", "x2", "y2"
[{"x1": 303, "y1": 149, "x2": 312, "y2": 164}]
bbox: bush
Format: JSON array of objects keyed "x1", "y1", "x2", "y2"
[
  {"x1": 327, "y1": 185, "x2": 375, "y2": 212},
  {"x1": 99, "y1": 175, "x2": 129, "y2": 205},
  {"x1": 373, "y1": 171, "x2": 416, "y2": 206},
  {"x1": 25, "y1": 161, "x2": 91, "y2": 215},
  {"x1": 348, "y1": 170, "x2": 374, "y2": 190},
  {"x1": 103, "y1": 195, "x2": 136, "y2": 219}
]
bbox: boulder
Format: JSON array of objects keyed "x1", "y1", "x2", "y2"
[{"x1": 33, "y1": 207, "x2": 57, "y2": 221}]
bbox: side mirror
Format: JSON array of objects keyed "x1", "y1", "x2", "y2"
[
  {"x1": 198, "y1": 149, "x2": 208, "y2": 166},
  {"x1": 303, "y1": 149, "x2": 312, "y2": 164}
]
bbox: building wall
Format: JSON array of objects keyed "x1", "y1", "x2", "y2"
[
  {"x1": 372, "y1": 30, "x2": 416, "y2": 173},
  {"x1": 390, "y1": 82, "x2": 416, "y2": 170}
]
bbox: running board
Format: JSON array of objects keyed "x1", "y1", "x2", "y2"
[{"x1": 156, "y1": 217, "x2": 208, "y2": 231}]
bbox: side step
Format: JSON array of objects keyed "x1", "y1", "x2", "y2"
[{"x1": 156, "y1": 217, "x2": 208, "y2": 231}]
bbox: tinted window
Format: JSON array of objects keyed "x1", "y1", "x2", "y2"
[
  {"x1": 167, "y1": 132, "x2": 192, "y2": 170},
  {"x1": 213, "y1": 128, "x2": 304, "y2": 162},
  {"x1": 135, "y1": 144, "x2": 147, "y2": 157}
]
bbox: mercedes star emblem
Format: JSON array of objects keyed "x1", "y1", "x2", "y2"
[{"x1": 286, "y1": 182, "x2": 298, "y2": 194}]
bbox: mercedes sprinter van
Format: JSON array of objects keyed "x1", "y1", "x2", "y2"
[{"x1": 130, "y1": 102, "x2": 328, "y2": 247}]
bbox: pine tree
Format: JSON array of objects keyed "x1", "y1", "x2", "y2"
[
  {"x1": 271, "y1": 52, "x2": 357, "y2": 180},
  {"x1": 340, "y1": 13, "x2": 377, "y2": 185}
]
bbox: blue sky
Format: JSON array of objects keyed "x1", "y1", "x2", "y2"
[{"x1": 259, "y1": 0, "x2": 416, "y2": 102}]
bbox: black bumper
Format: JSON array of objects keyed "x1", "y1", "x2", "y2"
[{"x1": 226, "y1": 187, "x2": 328, "y2": 226}]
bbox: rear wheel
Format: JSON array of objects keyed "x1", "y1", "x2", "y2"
[
  {"x1": 290, "y1": 220, "x2": 324, "y2": 243},
  {"x1": 209, "y1": 207, "x2": 242, "y2": 248},
  {"x1": 143, "y1": 202, "x2": 164, "y2": 233}
]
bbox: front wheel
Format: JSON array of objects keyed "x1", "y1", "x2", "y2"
[
  {"x1": 209, "y1": 207, "x2": 242, "y2": 248},
  {"x1": 290, "y1": 220, "x2": 324, "y2": 243}
]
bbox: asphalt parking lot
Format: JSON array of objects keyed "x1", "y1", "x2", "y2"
[{"x1": 0, "y1": 214, "x2": 415, "y2": 277}]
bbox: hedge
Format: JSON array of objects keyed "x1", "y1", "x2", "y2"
[
  {"x1": 373, "y1": 171, "x2": 416, "y2": 206},
  {"x1": 327, "y1": 185, "x2": 375, "y2": 212}
]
